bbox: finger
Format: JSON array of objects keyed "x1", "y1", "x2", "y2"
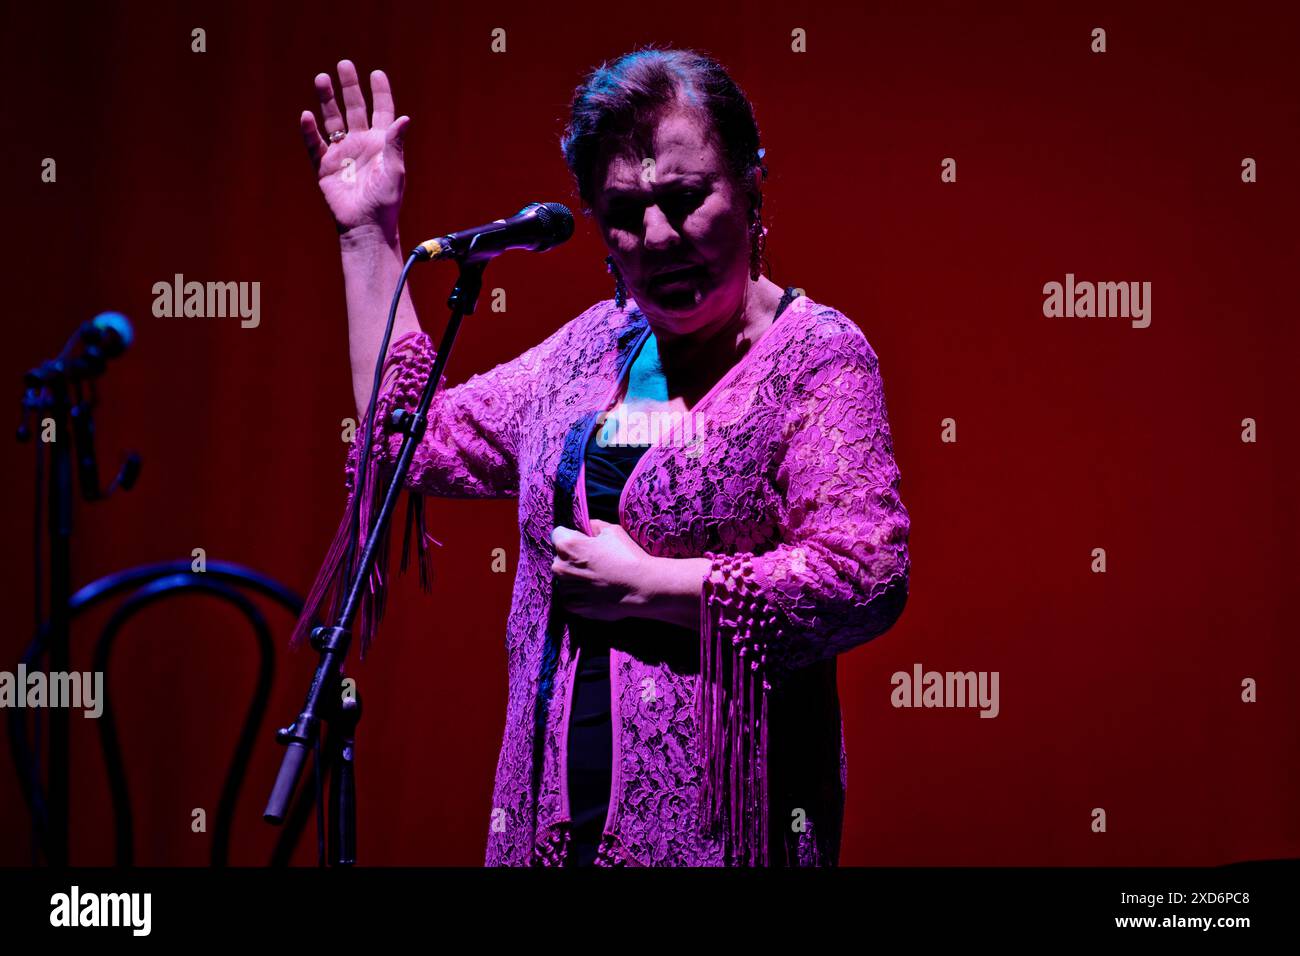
[
  {"x1": 588, "y1": 519, "x2": 625, "y2": 541},
  {"x1": 299, "y1": 110, "x2": 327, "y2": 171},
  {"x1": 314, "y1": 72, "x2": 345, "y2": 136},
  {"x1": 551, "y1": 558, "x2": 591, "y2": 585},
  {"x1": 385, "y1": 115, "x2": 410, "y2": 152},
  {"x1": 551, "y1": 557, "x2": 583, "y2": 581},
  {"x1": 370, "y1": 69, "x2": 395, "y2": 127},
  {"x1": 337, "y1": 59, "x2": 370, "y2": 132},
  {"x1": 554, "y1": 536, "x2": 586, "y2": 562}
]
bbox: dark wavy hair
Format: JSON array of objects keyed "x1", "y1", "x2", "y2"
[{"x1": 560, "y1": 45, "x2": 767, "y2": 216}]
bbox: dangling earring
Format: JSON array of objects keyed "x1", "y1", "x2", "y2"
[
  {"x1": 749, "y1": 204, "x2": 768, "y2": 281},
  {"x1": 606, "y1": 254, "x2": 628, "y2": 310}
]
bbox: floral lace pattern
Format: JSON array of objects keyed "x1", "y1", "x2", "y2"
[{"x1": 293, "y1": 294, "x2": 911, "y2": 866}]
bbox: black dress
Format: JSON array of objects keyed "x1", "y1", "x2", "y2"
[{"x1": 566, "y1": 430, "x2": 650, "y2": 866}]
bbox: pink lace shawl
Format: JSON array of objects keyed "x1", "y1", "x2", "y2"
[{"x1": 293, "y1": 293, "x2": 911, "y2": 866}]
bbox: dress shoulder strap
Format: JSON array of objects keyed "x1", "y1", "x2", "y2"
[{"x1": 775, "y1": 285, "x2": 800, "y2": 320}]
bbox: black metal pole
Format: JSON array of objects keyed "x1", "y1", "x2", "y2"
[{"x1": 45, "y1": 377, "x2": 72, "y2": 867}]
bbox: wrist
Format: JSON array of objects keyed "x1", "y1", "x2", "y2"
[
  {"x1": 339, "y1": 220, "x2": 402, "y2": 254},
  {"x1": 641, "y1": 555, "x2": 713, "y2": 630}
]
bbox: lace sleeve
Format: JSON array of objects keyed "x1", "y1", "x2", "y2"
[
  {"x1": 344, "y1": 328, "x2": 549, "y2": 500},
  {"x1": 697, "y1": 326, "x2": 911, "y2": 864},
  {"x1": 747, "y1": 326, "x2": 910, "y2": 671},
  {"x1": 290, "y1": 316, "x2": 571, "y2": 657}
]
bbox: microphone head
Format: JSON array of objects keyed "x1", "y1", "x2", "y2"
[
  {"x1": 91, "y1": 312, "x2": 134, "y2": 356},
  {"x1": 532, "y1": 202, "x2": 575, "y2": 250}
]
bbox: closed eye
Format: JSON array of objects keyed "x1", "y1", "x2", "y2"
[
  {"x1": 663, "y1": 190, "x2": 705, "y2": 213},
  {"x1": 602, "y1": 189, "x2": 707, "y2": 230}
]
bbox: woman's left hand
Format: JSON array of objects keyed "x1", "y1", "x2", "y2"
[{"x1": 551, "y1": 519, "x2": 653, "y2": 621}]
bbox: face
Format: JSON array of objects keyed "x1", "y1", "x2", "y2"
[{"x1": 592, "y1": 105, "x2": 758, "y2": 337}]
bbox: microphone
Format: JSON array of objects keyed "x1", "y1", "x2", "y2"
[
  {"x1": 69, "y1": 312, "x2": 134, "y2": 382},
  {"x1": 24, "y1": 311, "x2": 134, "y2": 386},
  {"x1": 71, "y1": 313, "x2": 138, "y2": 499},
  {"x1": 82, "y1": 311, "x2": 134, "y2": 357},
  {"x1": 410, "y1": 202, "x2": 574, "y2": 263}
]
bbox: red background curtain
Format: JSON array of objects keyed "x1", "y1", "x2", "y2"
[{"x1": 2, "y1": 0, "x2": 1297, "y2": 865}]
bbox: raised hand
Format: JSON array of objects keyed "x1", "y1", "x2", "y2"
[{"x1": 300, "y1": 60, "x2": 411, "y2": 239}]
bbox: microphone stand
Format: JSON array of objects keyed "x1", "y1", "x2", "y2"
[
  {"x1": 264, "y1": 257, "x2": 486, "y2": 865},
  {"x1": 38, "y1": 372, "x2": 72, "y2": 868},
  {"x1": 18, "y1": 323, "x2": 139, "y2": 866}
]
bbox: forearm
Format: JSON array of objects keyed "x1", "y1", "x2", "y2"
[
  {"x1": 339, "y1": 224, "x2": 422, "y2": 417},
  {"x1": 639, "y1": 555, "x2": 714, "y2": 630}
]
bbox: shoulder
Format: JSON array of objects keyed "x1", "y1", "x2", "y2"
[
  {"x1": 534, "y1": 298, "x2": 639, "y2": 357},
  {"x1": 457, "y1": 299, "x2": 636, "y2": 403},
  {"x1": 569, "y1": 297, "x2": 642, "y2": 338},
  {"x1": 777, "y1": 294, "x2": 882, "y2": 383},
  {"x1": 507, "y1": 297, "x2": 628, "y2": 374}
]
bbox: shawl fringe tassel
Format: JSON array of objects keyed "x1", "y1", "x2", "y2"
[
  {"x1": 290, "y1": 414, "x2": 441, "y2": 660},
  {"x1": 699, "y1": 550, "x2": 775, "y2": 866}
]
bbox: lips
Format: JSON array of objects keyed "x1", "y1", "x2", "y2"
[{"x1": 650, "y1": 264, "x2": 704, "y2": 286}]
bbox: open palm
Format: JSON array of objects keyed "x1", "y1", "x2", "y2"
[{"x1": 299, "y1": 60, "x2": 411, "y2": 237}]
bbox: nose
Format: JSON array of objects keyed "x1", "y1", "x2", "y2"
[{"x1": 642, "y1": 203, "x2": 681, "y2": 252}]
